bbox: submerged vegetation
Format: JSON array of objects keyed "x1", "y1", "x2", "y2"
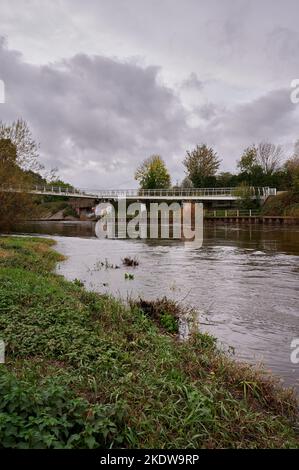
[
  {"x1": 124, "y1": 272, "x2": 135, "y2": 280},
  {"x1": 122, "y1": 257, "x2": 139, "y2": 267},
  {"x1": 0, "y1": 236, "x2": 298, "y2": 449}
]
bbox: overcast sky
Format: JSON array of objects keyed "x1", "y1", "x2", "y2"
[{"x1": 0, "y1": 0, "x2": 299, "y2": 188}]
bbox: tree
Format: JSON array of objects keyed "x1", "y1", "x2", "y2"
[
  {"x1": 256, "y1": 142, "x2": 283, "y2": 175},
  {"x1": 237, "y1": 146, "x2": 258, "y2": 174},
  {"x1": 183, "y1": 144, "x2": 221, "y2": 187},
  {"x1": 181, "y1": 176, "x2": 193, "y2": 188},
  {"x1": 237, "y1": 143, "x2": 285, "y2": 188},
  {"x1": 237, "y1": 146, "x2": 264, "y2": 186},
  {"x1": 0, "y1": 138, "x2": 35, "y2": 229},
  {"x1": 284, "y1": 155, "x2": 299, "y2": 192},
  {"x1": 216, "y1": 172, "x2": 236, "y2": 187},
  {"x1": 0, "y1": 119, "x2": 41, "y2": 172},
  {"x1": 135, "y1": 155, "x2": 171, "y2": 189}
]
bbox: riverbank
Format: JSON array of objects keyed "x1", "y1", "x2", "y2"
[
  {"x1": 0, "y1": 236, "x2": 298, "y2": 448},
  {"x1": 262, "y1": 192, "x2": 299, "y2": 217}
]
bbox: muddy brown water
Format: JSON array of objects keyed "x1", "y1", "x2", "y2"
[{"x1": 11, "y1": 220, "x2": 299, "y2": 392}]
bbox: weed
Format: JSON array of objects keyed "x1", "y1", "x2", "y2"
[
  {"x1": 122, "y1": 257, "x2": 139, "y2": 267},
  {"x1": 124, "y1": 273, "x2": 134, "y2": 280}
]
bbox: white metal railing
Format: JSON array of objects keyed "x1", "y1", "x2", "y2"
[
  {"x1": 205, "y1": 209, "x2": 261, "y2": 218},
  {"x1": 0, "y1": 185, "x2": 277, "y2": 199}
]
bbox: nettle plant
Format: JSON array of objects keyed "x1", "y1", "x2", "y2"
[{"x1": 0, "y1": 369, "x2": 128, "y2": 449}]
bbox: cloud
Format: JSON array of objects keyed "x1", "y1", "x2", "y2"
[
  {"x1": 195, "y1": 88, "x2": 299, "y2": 169},
  {"x1": 180, "y1": 73, "x2": 203, "y2": 91},
  {"x1": 0, "y1": 39, "x2": 189, "y2": 187},
  {"x1": 0, "y1": 34, "x2": 298, "y2": 185}
]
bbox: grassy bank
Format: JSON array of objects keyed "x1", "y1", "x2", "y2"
[
  {"x1": 33, "y1": 200, "x2": 79, "y2": 220},
  {"x1": 262, "y1": 192, "x2": 299, "y2": 217},
  {"x1": 0, "y1": 236, "x2": 298, "y2": 448}
]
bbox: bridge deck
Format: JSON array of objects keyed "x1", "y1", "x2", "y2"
[{"x1": 1, "y1": 186, "x2": 277, "y2": 201}]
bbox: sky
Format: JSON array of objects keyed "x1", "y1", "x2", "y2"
[{"x1": 0, "y1": 0, "x2": 299, "y2": 188}]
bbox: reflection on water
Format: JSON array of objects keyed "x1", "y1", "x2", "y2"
[{"x1": 12, "y1": 220, "x2": 299, "y2": 392}]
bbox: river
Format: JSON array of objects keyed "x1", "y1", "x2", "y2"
[{"x1": 13, "y1": 220, "x2": 299, "y2": 392}]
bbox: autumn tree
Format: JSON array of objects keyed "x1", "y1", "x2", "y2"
[
  {"x1": 135, "y1": 155, "x2": 171, "y2": 189},
  {"x1": 0, "y1": 119, "x2": 41, "y2": 172},
  {"x1": 0, "y1": 120, "x2": 40, "y2": 230},
  {"x1": 183, "y1": 144, "x2": 221, "y2": 187}
]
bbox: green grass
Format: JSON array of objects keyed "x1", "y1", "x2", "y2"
[{"x1": 0, "y1": 236, "x2": 298, "y2": 448}]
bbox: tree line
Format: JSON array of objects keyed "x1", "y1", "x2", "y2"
[
  {"x1": 135, "y1": 142, "x2": 299, "y2": 192},
  {"x1": 1, "y1": 117, "x2": 299, "y2": 229}
]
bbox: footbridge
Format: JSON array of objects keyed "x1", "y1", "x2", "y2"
[{"x1": 3, "y1": 185, "x2": 277, "y2": 203}]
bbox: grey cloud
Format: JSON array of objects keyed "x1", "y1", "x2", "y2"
[
  {"x1": 193, "y1": 102, "x2": 219, "y2": 120},
  {"x1": 1, "y1": 34, "x2": 299, "y2": 186},
  {"x1": 198, "y1": 88, "x2": 299, "y2": 169},
  {"x1": 180, "y1": 73, "x2": 203, "y2": 91},
  {"x1": 213, "y1": 88, "x2": 297, "y2": 141},
  {"x1": 0, "y1": 40, "x2": 189, "y2": 187}
]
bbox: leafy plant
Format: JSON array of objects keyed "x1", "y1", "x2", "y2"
[{"x1": 0, "y1": 368, "x2": 127, "y2": 449}]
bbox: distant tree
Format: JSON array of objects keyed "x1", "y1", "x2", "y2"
[
  {"x1": 0, "y1": 119, "x2": 41, "y2": 172},
  {"x1": 135, "y1": 155, "x2": 171, "y2": 189},
  {"x1": 237, "y1": 143, "x2": 285, "y2": 188},
  {"x1": 216, "y1": 172, "x2": 236, "y2": 187},
  {"x1": 237, "y1": 146, "x2": 258, "y2": 174},
  {"x1": 180, "y1": 176, "x2": 193, "y2": 188},
  {"x1": 24, "y1": 170, "x2": 47, "y2": 186},
  {"x1": 256, "y1": 142, "x2": 283, "y2": 175},
  {"x1": 44, "y1": 166, "x2": 75, "y2": 191},
  {"x1": 50, "y1": 179, "x2": 74, "y2": 190},
  {"x1": 237, "y1": 146, "x2": 264, "y2": 186},
  {"x1": 183, "y1": 144, "x2": 221, "y2": 187}
]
